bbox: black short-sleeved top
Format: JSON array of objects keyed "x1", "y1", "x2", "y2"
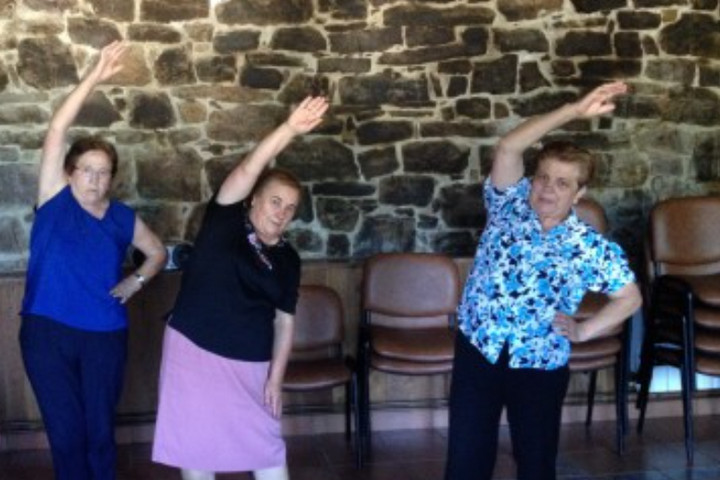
[{"x1": 169, "y1": 198, "x2": 301, "y2": 361}]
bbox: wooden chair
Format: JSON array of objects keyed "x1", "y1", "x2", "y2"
[
  {"x1": 283, "y1": 284, "x2": 362, "y2": 467},
  {"x1": 570, "y1": 197, "x2": 632, "y2": 454},
  {"x1": 358, "y1": 252, "x2": 461, "y2": 460},
  {"x1": 635, "y1": 195, "x2": 720, "y2": 465}
]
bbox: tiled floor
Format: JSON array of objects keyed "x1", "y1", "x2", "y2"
[{"x1": 1, "y1": 416, "x2": 720, "y2": 479}]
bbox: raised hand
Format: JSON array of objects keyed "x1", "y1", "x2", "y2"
[
  {"x1": 573, "y1": 81, "x2": 628, "y2": 119},
  {"x1": 85, "y1": 40, "x2": 127, "y2": 85},
  {"x1": 285, "y1": 95, "x2": 329, "y2": 135}
]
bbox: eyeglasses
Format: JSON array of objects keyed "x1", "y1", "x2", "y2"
[{"x1": 75, "y1": 166, "x2": 112, "y2": 180}]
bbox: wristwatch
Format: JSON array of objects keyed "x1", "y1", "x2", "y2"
[{"x1": 133, "y1": 272, "x2": 146, "y2": 287}]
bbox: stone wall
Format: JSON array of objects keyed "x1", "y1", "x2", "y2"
[{"x1": 0, "y1": 0, "x2": 718, "y2": 271}]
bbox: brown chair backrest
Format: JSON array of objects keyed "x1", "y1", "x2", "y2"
[
  {"x1": 575, "y1": 197, "x2": 608, "y2": 234},
  {"x1": 291, "y1": 284, "x2": 345, "y2": 360},
  {"x1": 649, "y1": 195, "x2": 720, "y2": 277},
  {"x1": 362, "y1": 252, "x2": 461, "y2": 328}
]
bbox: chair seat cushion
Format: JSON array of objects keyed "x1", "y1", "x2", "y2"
[
  {"x1": 284, "y1": 359, "x2": 352, "y2": 391},
  {"x1": 569, "y1": 337, "x2": 622, "y2": 361},
  {"x1": 568, "y1": 355, "x2": 617, "y2": 372},
  {"x1": 694, "y1": 305, "x2": 720, "y2": 330},
  {"x1": 371, "y1": 326, "x2": 455, "y2": 363},
  {"x1": 371, "y1": 353, "x2": 453, "y2": 375},
  {"x1": 680, "y1": 273, "x2": 720, "y2": 308}
]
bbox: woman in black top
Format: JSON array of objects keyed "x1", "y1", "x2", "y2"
[{"x1": 152, "y1": 96, "x2": 329, "y2": 480}]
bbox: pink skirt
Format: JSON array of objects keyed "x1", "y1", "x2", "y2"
[{"x1": 152, "y1": 326, "x2": 285, "y2": 472}]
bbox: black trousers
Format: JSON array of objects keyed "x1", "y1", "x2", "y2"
[
  {"x1": 445, "y1": 334, "x2": 570, "y2": 480},
  {"x1": 20, "y1": 315, "x2": 127, "y2": 480}
]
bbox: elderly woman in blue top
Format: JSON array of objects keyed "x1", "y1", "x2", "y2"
[
  {"x1": 19, "y1": 41, "x2": 167, "y2": 480},
  {"x1": 444, "y1": 81, "x2": 642, "y2": 480}
]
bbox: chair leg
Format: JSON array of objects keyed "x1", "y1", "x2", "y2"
[
  {"x1": 614, "y1": 362, "x2": 627, "y2": 455},
  {"x1": 585, "y1": 370, "x2": 598, "y2": 427},
  {"x1": 344, "y1": 382, "x2": 351, "y2": 443},
  {"x1": 635, "y1": 340, "x2": 655, "y2": 434},
  {"x1": 680, "y1": 353, "x2": 694, "y2": 465},
  {"x1": 350, "y1": 374, "x2": 363, "y2": 468}
]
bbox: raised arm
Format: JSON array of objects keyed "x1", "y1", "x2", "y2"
[
  {"x1": 216, "y1": 95, "x2": 329, "y2": 205},
  {"x1": 38, "y1": 41, "x2": 127, "y2": 206},
  {"x1": 491, "y1": 81, "x2": 628, "y2": 189}
]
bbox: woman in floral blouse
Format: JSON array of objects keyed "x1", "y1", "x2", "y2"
[{"x1": 445, "y1": 82, "x2": 642, "y2": 480}]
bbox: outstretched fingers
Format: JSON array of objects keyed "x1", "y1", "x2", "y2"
[{"x1": 287, "y1": 95, "x2": 330, "y2": 134}]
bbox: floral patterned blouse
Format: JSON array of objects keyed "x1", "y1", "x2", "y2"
[{"x1": 458, "y1": 178, "x2": 635, "y2": 370}]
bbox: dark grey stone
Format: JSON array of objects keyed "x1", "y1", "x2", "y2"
[
  {"x1": 578, "y1": 59, "x2": 642, "y2": 79},
  {"x1": 497, "y1": 0, "x2": 563, "y2": 21},
  {"x1": 379, "y1": 44, "x2": 480, "y2": 66},
  {"x1": 326, "y1": 234, "x2": 350, "y2": 258},
  {"x1": 137, "y1": 147, "x2": 203, "y2": 201},
  {"x1": 141, "y1": 0, "x2": 208, "y2": 21},
  {"x1": 358, "y1": 146, "x2": 400, "y2": 179},
  {"x1": 277, "y1": 138, "x2": 359, "y2": 182},
  {"x1": 439, "y1": 60, "x2": 472, "y2": 75},
  {"x1": 128, "y1": 24, "x2": 183, "y2": 43},
  {"x1": 0, "y1": 164, "x2": 37, "y2": 206},
  {"x1": 455, "y1": 97, "x2": 491, "y2": 119},
  {"x1": 129, "y1": 92, "x2": 176, "y2": 129},
  {"x1": 67, "y1": 17, "x2": 122, "y2": 48},
  {"x1": 247, "y1": 53, "x2": 306, "y2": 68},
  {"x1": 663, "y1": 87, "x2": 720, "y2": 126},
  {"x1": 339, "y1": 73, "x2": 430, "y2": 107},
  {"x1": 700, "y1": 65, "x2": 720, "y2": 87},
  {"x1": 615, "y1": 32, "x2": 643, "y2": 58},
  {"x1": 328, "y1": 28, "x2": 402, "y2": 54},
  {"x1": 87, "y1": 0, "x2": 134, "y2": 21},
  {"x1": 75, "y1": 91, "x2": 121, "y2": 127},
  {"x1": 509, "y1": 90, "x2": 577, "y2": 117},
  {"x1": 353, "y1": 214, "x2": 416, "y2": 258},
  {"x1": 0, "y1": 217, "x2": 28, "y2": 254},
  {"x1": 617, "y1": 10, "x2": 662, "y2": 29},
  {"x1": 445, "y1": 77, "x2": 467, "y2": 98},
  {"x1": 207, "y1": 104, "x2": 286, "y2": 143},
  {"x1": 435, "y1": 183, "x2": 485, "y2": 229},
  {"x1": 155, "y1": 47, "x2": 196, "y2": 85},
  {"x1": 471, "y1": 55, "x2": 517, "y2": 95},
  {"x1": 419, "y1": 122, "x2": 495, "y2": 139},
  {"x1": 520, "y1": 62, "x2": 550, "y2": 93},
  {"x1": 17, "y1": 37, "x2": 78, "y2": 89},
  {"x1": 217, "y1": 0, "x2": 313, "y2": 25},
  {"x1": 406, "y1": 26, "x2": 455, "y2": 47},
  {"x1": 356, "y1": 121, "x2": 413, "y2": 145},
  {"x1": 659, "y1": 13, "x2": 720, "y2": 59},
  {"x1": 213, "y1": 31, "x2": 262, "y2": 54},
  {"x1": 240, "y1": 66, "x2": 284, "y2": 90},
  {"x1": 318, "y1": 0, "x2": 367, "y2": 19},
  {"x1": 316, "y1": 197, "x2": 360, "y2": 231},
  {"x1": 318, "y1": 57, "x2": 371, "y2": 73},
  {"x1": 693, "y1": 132, "x2": 720, "y2": 182},
  {"x1": 0, "y1": 105, "x2": 48, "y2": 125},
  {"x1": 557, "y1": 32, "x2": 612, "y2": 57},
  {"x1": 570, "y1": 0, "x2": 627, "y2": 12},
  {"x1": 271, "y1": 27, "x2": 327, "y2": 52},
  {"x1": 379, "y1": 175, "x2": 435, "y2": 206},
  {"x1": 383, "y1": 5, "x2": 495, "y2": 26},
  {"x1": 287, "y1": 228, "x2": 323, "y2": 253},
  {"x1": 196, "y1": 56, "x2": 237, "y2": 83},
  {"x1": 646, "y1": 59, "x2": 696, "y2": 84},
  {"x1": 402, "y1": 140, "x2": 469, "y2": 174},
  {"x1": 494, "y1": 28, "x2": 548, "y2": 53},
  {"x1": 312, "y1": 182, "x2": 375, "y2": 196}
]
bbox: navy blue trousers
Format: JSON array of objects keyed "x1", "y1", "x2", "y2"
[
  {"x1": 19, "y1": 315, "x2": 127, "y2": 480},
  {"x1": 445, "y1": 334, "x2": 570, "y2": 480}
]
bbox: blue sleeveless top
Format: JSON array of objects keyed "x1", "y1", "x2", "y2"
[{"x1": 22, "y1": 186, "x2": 136, "y2": 331}]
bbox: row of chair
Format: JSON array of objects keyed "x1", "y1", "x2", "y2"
[{"x1": 283, "y1": 194, "x2": 720, "y2": 467}]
